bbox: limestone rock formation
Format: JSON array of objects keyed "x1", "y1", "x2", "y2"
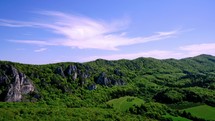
[
  {"x1": 96, "y1": 72, "x2": 125, "y2": 86},
  {"x1": 114, "y1": 69, "x2": 123, "y2": 76},
  {"x1": 65, "y1": 65, "x2": 77, "y2": 80},
  {"x1": 55, "y1": 67, "x2": 65, "y2": 77},
  {"x1": 96, "y1": 72, "x2": 110, "y2": 86},
  {"x1": 4, "y1": 66, "x2": 34, "y2": 102},
  {"x1": 0, "y1": 75, "x2": 8, "y2": 84},
  {"x1": 88, "y1": 84, "x2": 97, "y2": 90}
]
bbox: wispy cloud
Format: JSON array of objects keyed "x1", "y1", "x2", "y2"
[
  {"x1": 0, "y1": 19, "x2": 35, "y2": 27},
  {"x1": 9, "y1": 39, "x2": 56, "y2": 46},
  {"x1": 34, "y1": 48, "x2": 47, "y2": 52},
  {"x1": 179, "y1": 43, "x2": 215, "y2": 56},
  {"x1": 82, "y1": 42, "x2": 215, "y2": 61},
  {"x1": 0, "y1": 11, "x2": 179, "y2": 50}
]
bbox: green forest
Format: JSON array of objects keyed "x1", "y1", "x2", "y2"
[{"x1": 0, "y1": 54, "x2": 215, "y2": 121}]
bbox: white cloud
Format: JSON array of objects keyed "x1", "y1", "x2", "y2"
[
  {"x1": 180, "y1": 43, "x2": 215, "y2": 51},
  {"x1": 9, "y1": 40, "x2": 56, "y2": 46},
  {"x1": 34, "y1": 48, "x2": 47, "y2": 52},
  {"x1": 0, "y1": 19, "x2": 35, "y2": 27},
  {"x1": 179, "y1": 43, "x2": 215, "y2": 56},
  {"x1": 0, "y1": 11, "x2": 179, "y2": 50},
  {"x1": 82, "y1": 43, "x2": 215, "y2": 61}
]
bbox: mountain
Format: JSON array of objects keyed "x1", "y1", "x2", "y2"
[{"x1": 0, "y1": 54, "x2": 215, "y2": 121}]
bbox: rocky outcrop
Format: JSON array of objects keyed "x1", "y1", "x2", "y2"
[
  {"x1": 114, "y1": 69, "x2": 123, "y2": 76},
  {"x1": 88, "y1": 84, "x2": 97, "y2": 90},
  {"x1": 78, "y1": 72, "x2": 87, "y2": 86},
  {"x1": 96, "y1": 72, "x2": 110, "y2": 86},
  {"x1": 0, "y1": 63, "x2": 127, "y2": 102},
  {"x1": 111, "y1": 79, "x2": 125, "y2": 86},
  {"x1": 65, "y1": 65, "x2": 77, "y2": 80},
  {"x1": 96, "y1": 72, "x2": 125, "y2": 86},
  {"x1": 65, "y1": 65, "x2": 77, "y2": 75},
  {"x1": 0, "y1": 75, "x2": 8, "y2": 84},
  {"x1": 4, "y1": 66, "x2": 34, "y2": 102},
  {"x1": 55, "y1": 67, "x2": 65, "y2": 77}
]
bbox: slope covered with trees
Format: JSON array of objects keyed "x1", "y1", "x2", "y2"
[{"x1": 0, "y1": 54, "x2": 215, "y2": 121}]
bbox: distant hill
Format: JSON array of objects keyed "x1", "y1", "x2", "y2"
[{"x1": 0, "y1": 54, "x2": 215, "y2": 120}]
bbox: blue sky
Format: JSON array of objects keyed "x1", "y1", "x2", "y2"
[{"x1": 0, "y1": 0, "x2": 215, "y2": 64}]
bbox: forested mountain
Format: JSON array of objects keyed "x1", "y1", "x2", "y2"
[{"x1": 0, "y1": 54, "x2": 215, "y2": 121}]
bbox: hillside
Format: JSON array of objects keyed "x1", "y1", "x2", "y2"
[{"x1": 0, "y1": 54, "x2": 215, "y2": 121}]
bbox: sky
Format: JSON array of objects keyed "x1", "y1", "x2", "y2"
[{"x1": 0, "y1": 0, "x2": 215, "y2": 64}]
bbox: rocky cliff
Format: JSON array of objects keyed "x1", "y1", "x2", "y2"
[
  {"x1": 0, "y1": 65, "x2": 35, "y2": 102},
  {"x1": 0, "y1": 63, "x2": 125, "y2": 102}
]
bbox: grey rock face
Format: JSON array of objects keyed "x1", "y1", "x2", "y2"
[
  {"x1": 5, "y1": 66, "x2": 34, "y2": 102},
  {"x1": 78, "y1": 71, "x2": 91, "y2": 87},
  {"x1": 114, "y1": 69, "x2": 123, "y2": 76},
  {"x1": 72, "y1": 72, "x2": 78, "y2": 80},
  {"x1": 65, "y1": 65, "x2": 77, "y2": 75},
  {"x1": 88, "y1": 84, "x2": 97, "y2": 90},
  {"x1": 11, "y1": 66, "x2": 18, "y2": 76},
  {"x1": 96, "y1": 72, "x2": 110, "y2": 86},
  {"x1": 55, "y1": 67, "x2": 65, "y2": 77},
  {"x1": 111, "y1": 79, "x2": 125, "y2": 86},
  {"x1": 0, "y1": 76, "x2": 8, "y2": 84},
  {"x1": 65, "y1": 65, "x2": 78, "y2": 80},
  {"x1": 96, "y1": 72, "x2": 125, "y2": 86}
]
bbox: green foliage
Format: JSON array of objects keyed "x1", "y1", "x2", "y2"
[
  {"x1": 128, "y1": 102, "x2": 171, "y2": 120},
  {"x1": 163, "y1": 114, "x2": 192, "y2": 121},
  {"x1": 1, "y1": 54, "x2": 215, "y2": 120},
  {"x1": 154, "y1": 89, "x2": 185, "y2": 103},
  {"x1": 0, "y1": 103, "x2": 146, "y2": 121},
  {"x1": 167, "y1": 101, "x2": 203, "y2": 110}
]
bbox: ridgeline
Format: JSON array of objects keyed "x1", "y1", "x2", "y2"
[{"x1": 0, "y1": 54, "x2": 215, "y2": 121}]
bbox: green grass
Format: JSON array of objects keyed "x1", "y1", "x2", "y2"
[
  {"x1": 163, "y1": 114, "x2": 191, "y2": 121},
  {"x1": 107, "y1": 96, "x2": 144, "y2": 111},
  {"x1": 184, "y1": 105, "x2": 215, "y2": 120}
]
